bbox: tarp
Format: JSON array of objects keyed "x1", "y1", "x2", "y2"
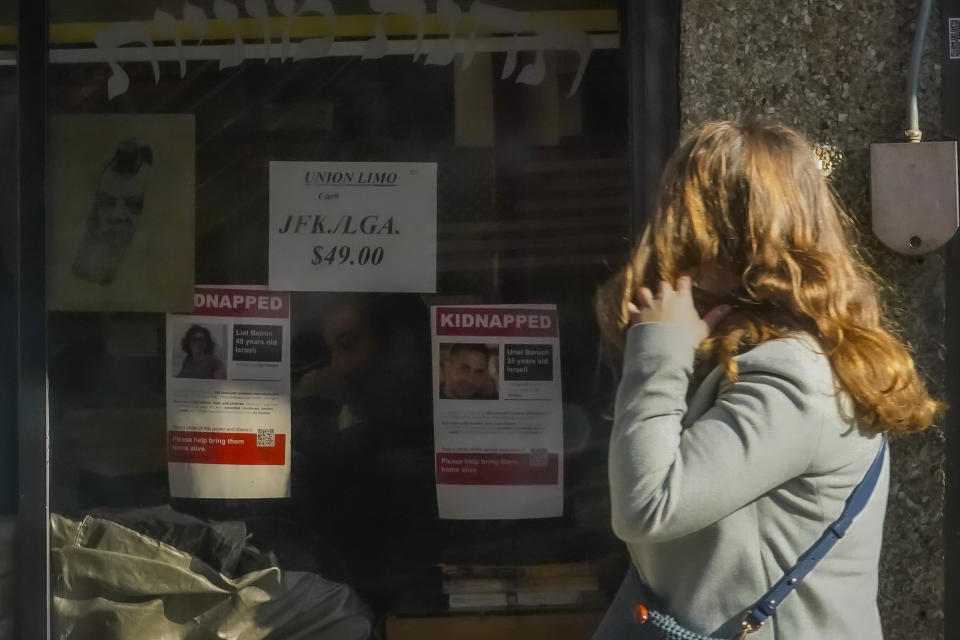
[{"x1": 51, "y1": 512, "x2": 373, "y2": 640}]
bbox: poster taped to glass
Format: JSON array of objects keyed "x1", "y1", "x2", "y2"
[
  {"x1": 48, "y1": 114, "x2": 195, "y2": 312},
  {"x1": 269, "y1": 161, "x2": 437, "y2": 293},
  {"x1": 431, "y1": 304, "x2": 563, "y2": 519},
  {"x1": 166, "y1": 286, "x2": 291, "y2": 499}
]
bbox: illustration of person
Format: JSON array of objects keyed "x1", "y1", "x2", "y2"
[
  {"x1": 440, "y1": 343, "x2": 497, "y2": 400},
  {"x1": 72, "y1": 139, "x2": 153, "y2": 285},
  {"x1": 177, "y1": 325, "x2": 226, "y2": 380}
]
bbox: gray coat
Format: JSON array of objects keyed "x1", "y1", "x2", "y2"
[{"x1": 600, "y1": 322, "x2": 887, "y2": 639}]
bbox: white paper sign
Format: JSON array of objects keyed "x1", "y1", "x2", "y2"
[
  {"x1": 166, "y1": 286, "x2": 291, "y2": 498},
  {"x1": 431, "y1": 304, "x2": 564, "y2": 519},
  {"x1": 269, "y1": 161, "x2": 437, "y2": 292}
]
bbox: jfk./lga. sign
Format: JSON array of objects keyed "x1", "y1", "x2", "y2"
[{"x1": 269, "y1": 160, "x2": 437, "y2": 292}]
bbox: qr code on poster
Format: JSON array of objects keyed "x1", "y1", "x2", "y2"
[
  {"x1": 530, "y1": 448, "x2": 548, "y2": 467},
  {"x1": 952, "y1": 18, "x2": 960, "y2": 59},
  {"x1": 257, "y1": 429, "x2": 275, "y2": 448}
]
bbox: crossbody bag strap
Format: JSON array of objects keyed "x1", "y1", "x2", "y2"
[{"x1": 741, "y1": 437, "x2": 888, "y2": 632}]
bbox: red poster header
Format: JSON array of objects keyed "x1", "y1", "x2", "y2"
[
  {"x1": 191, "y1": 288, "x2": 289, "y2": 318},
  {"x1": 436, "y1": 452, "x2": 559, "y2": 485},
  {"x1": 435, "y1": 307, "x2": 558, "y2": 338},
  {"x1": 168, "y1": 431, "x2": 286, "y2": 465}
]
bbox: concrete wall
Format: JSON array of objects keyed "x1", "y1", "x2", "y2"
[{"x1": 679, "y1": 1, "x2": 946, "y2": 638}]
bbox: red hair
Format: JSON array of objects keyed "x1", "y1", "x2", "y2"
[{"x1": 596, "y1": 120, "x2": 941, "y2": 434}]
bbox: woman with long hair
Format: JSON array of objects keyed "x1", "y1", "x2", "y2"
[{"x1": 593, "y1": 120, "x2": 940, "y2": 639}]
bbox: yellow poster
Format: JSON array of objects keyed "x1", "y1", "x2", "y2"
[{"x1": 48, "y1": 114, "x2": 195, "y2": 312}]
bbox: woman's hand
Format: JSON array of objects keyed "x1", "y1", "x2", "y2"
[{"x1": 626, "y1": 276, "x2": 732, "y2": 342}]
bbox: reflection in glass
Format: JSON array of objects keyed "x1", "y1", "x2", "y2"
[{"x1": 45, "y1": 2, "x2": 629, "y2": 634}]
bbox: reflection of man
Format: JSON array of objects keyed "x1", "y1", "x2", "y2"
[
  {"x1": 294, "y1": 301, "x2": 378, "y2": 430},
  {"x1": 440, "y1": 344, "x2": 497, "y2": 400},
  {"x1": 293, "y1": 295, "x2": 431, "y2": 434},
  {"x1": 323, "y1": 303, "x2": 378, "y2": 388},
  {"x1": 72, "y1": 139, "x2": 153, "y2": 285},
  {"x1": 289, "y1": 294, "x2": 436, "y2": 572}
]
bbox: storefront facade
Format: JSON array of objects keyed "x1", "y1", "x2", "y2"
[
  {"x1": 3, "y1": 1, "x2": 957, "y2": 639},
  {"x1": 6, "y1": 2, "x2": 682, "y2": 638}
]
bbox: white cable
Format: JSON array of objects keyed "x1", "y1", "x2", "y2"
[{"x1": 906, "y1": 0, "x2": 933, "y2": 141}]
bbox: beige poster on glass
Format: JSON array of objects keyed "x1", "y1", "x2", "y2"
[{"x1": 48, "y1": 114, "x2": 195, "y2": 312}]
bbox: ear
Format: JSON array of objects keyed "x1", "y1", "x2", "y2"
[{"x1": 702, "y1": 305, "x2": 734, "y2": 333}]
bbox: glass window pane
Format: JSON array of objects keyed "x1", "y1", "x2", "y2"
[
  {"x1": 46, "y1": 3, "x2": 628, "y2": 637},
  {"x1": 0, "y1": 0, "x2": 14, "y2": 637}
]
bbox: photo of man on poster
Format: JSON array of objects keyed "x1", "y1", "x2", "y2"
[{"x1": 439, "y1": 343, "x2": 499, "y2": 400}]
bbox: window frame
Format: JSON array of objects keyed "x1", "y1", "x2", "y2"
[{"x1": 13, "y1": 2, "x2": 681, "y2": 637}]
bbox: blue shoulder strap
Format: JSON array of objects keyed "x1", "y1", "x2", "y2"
[{"x1": 742, "y1": 438, "x2": 888, "y2": 631}]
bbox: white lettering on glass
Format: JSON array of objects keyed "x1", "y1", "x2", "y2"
[
  {"x1": 90, "y1": 0, "x2": 597, "y2": 99},
  {"x1": 213, "y1": 0, "x2": 244, "y2": 69},
  {"x1": 93, "y1": 22, "x2": 159, "y2": 100},
  {"x1": 363, "y1": 0, "x2": 427, "y2": 61}
]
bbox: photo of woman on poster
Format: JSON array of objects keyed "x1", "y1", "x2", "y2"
[{"x1": 175, "y1": 324, "x2": 227, "y2": 380}]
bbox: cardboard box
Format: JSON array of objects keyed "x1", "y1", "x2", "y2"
[{"x1": 385, "y1": 610, "x2": 603, "y2": 640}]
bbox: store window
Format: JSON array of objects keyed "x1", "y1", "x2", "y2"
[
  {"x1": 45, "y1": 2, "x2": 630, "y2": 638},
  {"x1": 0, "y1": 0, "x2": 15, "y2": 637}
]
